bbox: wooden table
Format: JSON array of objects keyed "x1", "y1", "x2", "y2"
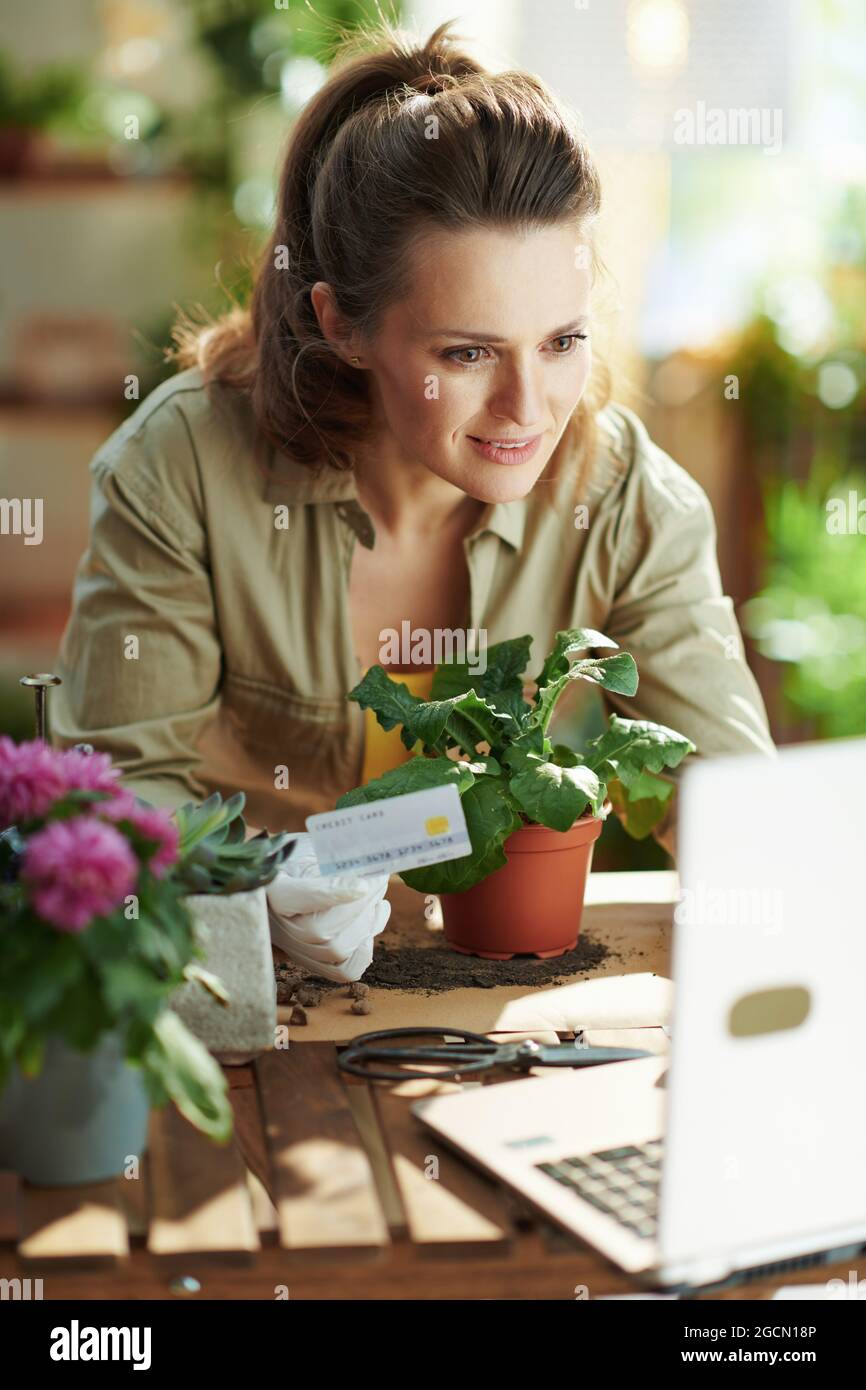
[{"x1": 0, "y1": 873, "x2": 854, "y2": 1299}]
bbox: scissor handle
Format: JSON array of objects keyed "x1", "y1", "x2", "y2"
[{"x1": 337, "y1": 1026, "x2": 499, "y2": 1081}]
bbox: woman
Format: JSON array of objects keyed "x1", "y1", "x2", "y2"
[{"x1": 51, "y1": 20, "x2": 775, "y2": 864}]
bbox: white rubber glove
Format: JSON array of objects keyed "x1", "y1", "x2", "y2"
[{"x1": 265, "y1": 833, "x2": 391, "y2": 983}]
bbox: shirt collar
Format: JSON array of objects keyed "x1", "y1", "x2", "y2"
[{"x1": 263, "y1": 452, "x2": 527, "y2": 553}]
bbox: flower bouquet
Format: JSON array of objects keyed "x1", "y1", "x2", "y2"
[{"x1": 0, "y1": 738, "x2": 233, "y2": 1185}]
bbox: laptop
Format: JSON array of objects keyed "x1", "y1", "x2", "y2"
[{"x1": 412, "y1": 736, "x2": 866, "y2": 1290}]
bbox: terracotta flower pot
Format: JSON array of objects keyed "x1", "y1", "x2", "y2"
[{"x1": 439, "y1": 811, "x2": 605, "y2": 960}]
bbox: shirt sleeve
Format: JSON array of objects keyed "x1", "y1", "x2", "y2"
[
  {"x1": 49, "y1": 400, "x2": 223, "y2": 813},
  {"x1": 599, "y1": 420, "x2": 777, "y2": 859}
]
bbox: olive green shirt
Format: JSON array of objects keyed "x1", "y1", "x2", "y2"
[{"x1": 50, "y1": 367, "x2": 776, "y2": 858}]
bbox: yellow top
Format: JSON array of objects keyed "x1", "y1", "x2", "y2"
[{"x1": 360, "y1": 667, "x2": 436, "y2": 784}]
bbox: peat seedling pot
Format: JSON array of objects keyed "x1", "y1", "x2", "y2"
[{"x1": 439, "y1": 811, "x2": 605, "y2": 960}]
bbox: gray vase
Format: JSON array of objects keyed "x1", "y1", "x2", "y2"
[{"x1": 0, "y1": 1029, "x2": 150, "y2": 1186}]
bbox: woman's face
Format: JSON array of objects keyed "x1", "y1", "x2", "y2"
[{"x1": 359, "y1": 221, "x2": 593, "y2": 504}]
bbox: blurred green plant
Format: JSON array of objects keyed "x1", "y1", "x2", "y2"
[
  {"x1": 182, "y1": 0, "x2": 402, "y2": 90},
  {"x1": 742, "y1": 470, "x2": 866, "y2": 739},
  {"x1": 733, "y1": 186, "x2": 866, "y2": 739},
  {"x1": 0, "y1": 51, "x2": 85, "y2": 130}
]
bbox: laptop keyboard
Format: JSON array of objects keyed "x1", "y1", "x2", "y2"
[{"x1": 535, "y1": 1139, "x2": 663, "y2": 1240}]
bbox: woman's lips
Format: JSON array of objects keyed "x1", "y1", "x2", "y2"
[{"x1": 466, "y1": 434, "x2": 543, "y2": 465}]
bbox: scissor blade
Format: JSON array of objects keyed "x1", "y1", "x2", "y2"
[{"x1": 535, "y1": 1045, "x2": 653, "y2": 1067}]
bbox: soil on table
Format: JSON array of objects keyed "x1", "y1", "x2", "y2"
[{"x1": 275, "y1": 933, "x2": 608, "y2": 999}]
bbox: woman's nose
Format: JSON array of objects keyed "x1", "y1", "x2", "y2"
[{"x1": 488, "y1": 360, "x2": 544, "y2": 429}]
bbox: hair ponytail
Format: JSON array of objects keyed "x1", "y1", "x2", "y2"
[{"x1": 167, "y1": 19, "x2": 611, "y2": 494}]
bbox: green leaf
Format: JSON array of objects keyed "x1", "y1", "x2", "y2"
[
  {"x1": 142, "y1": 1010, "x2": 233, "y2": 1143},
  {"x1": 431, "y1": 633, "x2": 533, "y2": 699},
  {"x1": 484, "y1": 686, "x2": 534, "y2": 730},
  {"x1": 624, "y1": 769, "x2": 675, "y2": 802},
  {"x1": 336, "y1": 753, "x2": 477, "y2": 808},
  {"x1": 571, "y1": 651, "x2": 639, "y2": 696},
  {"x1": 51, "y1": 972, "x2": 113, "y2": 1050},
  {"x1": 504, "y1": 747, "x2": 603, "y2": 830},
  {"x1": 410, "y1": 688, "x2": 517, "y2": 756},
  {"x1": 430, "y1": 634, "x2": 535, "y2": 728},
  {"x1": 10, "y1": 935, "x2": 85, "y2": 1024},
  {"x1": 531, "y1": 650, "x2": 639, "y2": 734},
  {"x1": 585, "y1": 714, "x2": 696, "y2": 787},
  {"x1": 178, "y1": 861, "x2": 213, "y2": 893},
  {"x1": 607, "y1": 777, "x2": 673, "y2": 840},
  {"x1": 174, "y1": 791, "x2": 246, "y2": 856},
  {"x1": 346, "y1": 666, "x2": 427, "y2": 736},
  {"x1": 100, "y1": 958, "x2": 170, "y2": 1015},
  {"x1": 551, "y1": 743, "x2": 584, "y2": 767},
  {"x1": 467, "y1": 755, "x2": 502, "y2": 777},
  {"x1": 400, "y1": 776, "x2": 523, "y2": 895},
  {"x1": 533, "y1": 628, "x2": 618, "y2": 693}
]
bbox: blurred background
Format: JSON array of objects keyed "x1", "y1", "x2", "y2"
[{"x1": 1, "y1": 0, "x2": 864, "y2": 869}]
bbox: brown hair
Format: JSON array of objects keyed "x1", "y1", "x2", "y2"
[{"x1": 167, "y1": 19, "x2": 611, "y2": 501}]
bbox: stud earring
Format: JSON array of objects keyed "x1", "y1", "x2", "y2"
[{"x1": 350, "y1": 355, "x2": 361, "y2": 366}]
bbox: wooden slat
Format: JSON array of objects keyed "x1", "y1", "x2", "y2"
[
  {"x1": 256, "y1": 1043, "x2": 389, "y2": 1253},
  {"x1": 230, "y1": 1081, "x2": 279, "y2": 1237},
  {"x1": 18, "y1": 1180, "x2": 128, "y2": 1266},
  {"x1": 115, "y1": 1159, "x2": 149, "y2": 1239},
  {"x1": 344, "y1": 1082, "x2": 408, "y2": 1234},
  {"x1": 373, "y1": 1077, "x2": 513, "y2": 1253},
  {"x1": 245, "y1": 1167, "x2": 279, "y2": 1238},
  {"x1": 229, "y1": 1082, "x2": 273, "y2": 1199},
  {"x1": 146, "y1": 1105, "x2": 259, "y2": 1258},
  {"x1": 226, "y1": 1065, "x2": 256, "y2": 1089}
]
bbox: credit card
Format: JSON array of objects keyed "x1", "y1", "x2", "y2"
[{"x1": 305, "y1": 784, "x2": 472, "y2": 877}]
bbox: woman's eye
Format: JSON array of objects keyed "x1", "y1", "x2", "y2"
[
  {"x1": 549, "y1": 333, "x2": 588, "y2": 353},
  {"x1": 445, "y1": 346, "x2": 490, "y2": 366},
  {"x1": 444, "y1": 334, "x2": 588, "y2": 366}
]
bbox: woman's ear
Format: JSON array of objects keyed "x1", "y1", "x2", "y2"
[{"x1": 310, "y1": 281, "x2": 360, "y2": 364}]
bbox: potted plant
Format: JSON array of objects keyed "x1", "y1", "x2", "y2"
[
  {"x1": 0, "y1": 54, "x2": 85, "y2": 177},
  {"x1": 168, "y1": 792, "x2": 297, "y2": 1063},
  {"x1": 0, "y1": 738, "x2": 236, "y2": 1186},
  {"x1": 337, "y1": 629, "x2": 696, "y2": 959}
]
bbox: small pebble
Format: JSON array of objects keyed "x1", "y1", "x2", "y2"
[
  {"x1": 296, "y1": 986, "x2": 320, "y2": 1007},
  {"x1": 289, "y1": 1005, "x2": 308, "y2": 1026},
  {"x1": 350, "y1": 999, "x2": 372, "y2": 1015}
]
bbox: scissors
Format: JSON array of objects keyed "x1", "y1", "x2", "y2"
[{"x1": 337, "y1": 1026, "x2": 653, "y2": 1082}]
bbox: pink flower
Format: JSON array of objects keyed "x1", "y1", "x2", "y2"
[
  {"x1": 58, "y1": 747, "x2": 125, "y2": 801},
  {"x1": 21, "y1": 817, "x2": 139, "y2": 932},
  {"x1": 99, "y1": 795, "x2": 180, "y2": 878},
  {"x1": 0, "y1": 738, "x2": 129, "y2": 828},
  {"x1": 93, "y1": 786, "x2": 138, "y2": 821},
  {"x1": 0, "y1": 736, "x2": 67, "y2": 824}
]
